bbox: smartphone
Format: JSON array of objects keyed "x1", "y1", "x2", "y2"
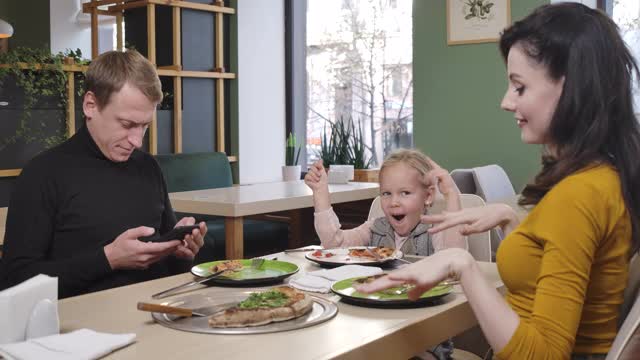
[{"x1": 139, "y1": 225, "x2": 199, "y2": 243}]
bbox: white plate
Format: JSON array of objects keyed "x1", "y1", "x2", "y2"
[{"x1": 304, "y1": 247, "x2": 403, "y2": 267}]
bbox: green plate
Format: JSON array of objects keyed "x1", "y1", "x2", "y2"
[
  {"x1": 331, "y1": 276, "x2": 453, "y2": 308},
  {"x1": 191, "y1": 260, "x2": 299, "y2": 285}
]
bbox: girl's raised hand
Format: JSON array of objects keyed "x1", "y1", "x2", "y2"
[
  {"x1": 424, "y1": 158, "x2": 459, "y2": 197},
  {"x1": 304, "y1": 160, "x2": 328, "y2": 192}
]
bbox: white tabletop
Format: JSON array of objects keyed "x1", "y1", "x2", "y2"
[
  {"x1": 169, "y1": 180, "x2": 380, "y2": 217},
  {"x1": 58, "y1": 252, "x2": 503, "y2": 360}
]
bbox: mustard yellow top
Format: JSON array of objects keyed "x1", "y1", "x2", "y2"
[{"x1": 496, "y1": 165, "x2": 632, "y2": 359}]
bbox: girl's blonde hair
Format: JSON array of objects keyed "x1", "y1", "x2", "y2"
[{"x1": 380, "y1": 149, "x2": 434, "y2": 186}]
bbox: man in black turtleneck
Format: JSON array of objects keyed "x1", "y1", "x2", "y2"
[{"x1": 0, "y1": 50, "x2": 207, "y2": 298}]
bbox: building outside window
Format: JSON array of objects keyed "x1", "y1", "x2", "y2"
[
  {"x1": 612, "y1": 0, "x2": 640, "y2": 114},
  {"x1": 306, "y1": 0, "x2": 413, "y2": 167}
]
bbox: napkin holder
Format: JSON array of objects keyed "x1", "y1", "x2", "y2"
[{"x1": 0, "y1": 274, "x2": 59, "y2": 344}]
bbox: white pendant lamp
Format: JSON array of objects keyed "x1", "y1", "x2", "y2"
[{"x1": 0, "y1": 18, "x2": 14, "y2": 38}]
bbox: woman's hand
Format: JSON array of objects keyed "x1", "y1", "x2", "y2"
[
  {"x1": 422, "y1": 203, "x2": 520, "y2": 236},
  {"x1": 304, "y1": 160, "x2": 331, "y2": 212},
  {"x1": 355, "y1": 248, "x2": 473, "y2": 301}
]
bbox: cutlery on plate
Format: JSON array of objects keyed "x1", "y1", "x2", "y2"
[
  {"x1": 284, "y1": 246, "x2": 320, "y2": 253},
  {"x1": 137, "y1": 302, "x2": 209, "y2": 317},
  {"x1": 137, "y1": 302, "x2": 236, "y2": 317},
  {"x1": 151, "y1": 269, "x2": 226, "y2": 299},
  {"x1": 151, "y1": 257, "x2": 266, "y2": 300},
  {"x1": 364, "y1": 247, "x2": 382, "y2": 261}
]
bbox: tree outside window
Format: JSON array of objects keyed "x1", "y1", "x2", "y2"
[
  {"x1": 306, "y1": 0, "x2": 413, "y2": 167},
  {"x1": 613, "y1": 0, "x2": 640, "y2": 113}
]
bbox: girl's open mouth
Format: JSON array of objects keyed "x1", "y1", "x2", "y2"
[{"x1": 392, "y1": 214, "x2": 406, "y2": 222}]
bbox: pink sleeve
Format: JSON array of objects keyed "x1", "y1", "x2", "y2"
[{"x1": 314, "y1": 207, "x2": 374, "y2": 248}]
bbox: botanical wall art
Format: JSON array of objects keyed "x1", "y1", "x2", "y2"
[{"x1": 447, "y1": 0, "x2": 511, "y2": 45}]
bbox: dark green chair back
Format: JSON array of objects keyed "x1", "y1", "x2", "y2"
[{"x1": 155, "y1": 152, "x2": 232, "y2": 192}]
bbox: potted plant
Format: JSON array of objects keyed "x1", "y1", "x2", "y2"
[
  {"x1": 317, "y1": 117, "x2": 379, "y2": 182},
  {"x1": 0, "y1": 47, "x2": 88, "y2": 153},
  {"x1": 282, "y1": 132, "x2": 302, "y2": 181}
]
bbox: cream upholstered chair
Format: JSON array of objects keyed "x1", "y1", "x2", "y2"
[
  {"x1": 605, "y1": 254, "x2": 640, "y2": 360},
  {"x1": 367, "y1": 194, "x2": 492, "y2": 262}
]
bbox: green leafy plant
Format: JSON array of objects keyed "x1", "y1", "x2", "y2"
[
  {"x1": 318, "y1": 116, "x2": 372, "y2": 169},
  {"x1": 0, "y1": 47, "x2": 89, "y2": 151},
  {"x1": 285, "y1": 132, "x2": 302, "y2": 166}
]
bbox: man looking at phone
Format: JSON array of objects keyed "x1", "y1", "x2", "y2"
[{"x1": 0, "y1": 50, "x2": 207, "y2": 298}]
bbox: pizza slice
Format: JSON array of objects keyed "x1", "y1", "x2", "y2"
[
  {"x1": 348, "y1": 246, "x2": 395, "y2": 259},
  {"x1": 208, "y1": 286, "x2": 313, "y2": 328},
  {"x1": 373, "y1": 246, "x2": 395, "y2": 258},
  {"x1": 210, "y1": 260, "x2": 244, "y2": 275}
]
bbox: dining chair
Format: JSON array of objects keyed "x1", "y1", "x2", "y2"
[
  {"x1": 449, "y1": 165, "x2": 516, "y2": 260},
  {"x1": 450, "y1": 169, "x2": 477, "y2": 194},
  {"x1": 606, "y1": 282, "x2": 640, "y2": 359},
  {"x1": 471, "y1": 164, "x2": 516, "y2": 203},
  {"x1": 367, "y1": 194, "x2": 492, "y2": 262}
]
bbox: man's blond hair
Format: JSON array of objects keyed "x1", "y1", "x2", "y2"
[
  {"x1": 380, "y1": 149, "x2": 434, "y2": 186},
  {"x1": 85, "y1": 50, "x2": 162, "y2": 109}
]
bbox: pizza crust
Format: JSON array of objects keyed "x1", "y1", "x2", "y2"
[{"x1": 208, "y1": 286, "x2": 313, "y2": 328}]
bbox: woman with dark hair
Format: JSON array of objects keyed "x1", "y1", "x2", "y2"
[{"x1": 357, "y1": 3, "x2": 640, "y2": 359}]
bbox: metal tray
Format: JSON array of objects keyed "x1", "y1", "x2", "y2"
[{"x1": 151, "y1": 290, "x2": 338, "y2": 334}]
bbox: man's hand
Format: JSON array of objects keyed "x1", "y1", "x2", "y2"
[
  {"x1": 172, "y1": 217, "x2": 207, "y2": 260},
  {"x1": 104, "y1": 226, "x2": 181, "y2": 270}
]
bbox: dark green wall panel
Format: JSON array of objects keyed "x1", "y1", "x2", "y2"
[{"x1": 1, "y1": 0, "x2": 50, "y2": 50}]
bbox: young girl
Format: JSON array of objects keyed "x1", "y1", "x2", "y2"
[
  {"x1": 358, "y1": 3, "x2": 640, "y2": 359},
  {"x1": 304, "y1": 149, "x2": 467, "y2": 256}
]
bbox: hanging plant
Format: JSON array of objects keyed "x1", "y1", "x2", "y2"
[{"x1": 0, "y1": 47, "x2": 89, "y2": 151}]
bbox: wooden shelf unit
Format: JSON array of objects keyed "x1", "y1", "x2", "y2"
[
  {"x1": 0, "y1": 1, "x2": 237, "y2": 179},
  {"x1": 83, "y1": 0, "x2": 236, "y2": 155}
]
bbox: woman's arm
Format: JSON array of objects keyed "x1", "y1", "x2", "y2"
[
  {"x1": 356, "y1": 248, "x2": 520, "y2": 351},
  {"x1": 427, "y1": 164, "x2": 466, "y2": 249},
  {"x1": 423, "y1": 203, "x2": 520, "y2": 237}
]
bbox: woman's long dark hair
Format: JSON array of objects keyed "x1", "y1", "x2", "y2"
[{"x1": 500, "y1": 3, "x2": 640, "y2": 254}]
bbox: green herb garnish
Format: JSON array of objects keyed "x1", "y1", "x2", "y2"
[{"x1": 238, "y1": 290, "x2": 289, "y2": 309}]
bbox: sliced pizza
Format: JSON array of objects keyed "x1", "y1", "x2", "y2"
[
  {"x1": 348, "y1": 246, "x2": 395, "y2": 259},
  {"x1": 210, "y1": 260, "x2": 244, "y2": 275},
  {"x1": 208, "y1": 286, "x2": 313, "y2": 328}
]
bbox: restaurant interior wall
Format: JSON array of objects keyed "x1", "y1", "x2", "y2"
[
  {"x1": 412, "y1": 0, "x2": 548, "y2": 192},
  {"x1": 233, "y1": 0, "x2": 286, "y2": 184},
  {"x1": 0, "y1": 0, "x2": 50, "y2": 49}
]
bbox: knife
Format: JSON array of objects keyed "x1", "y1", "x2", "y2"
[
  {"x1": 137, "y1": 301, "x2": 236, "y2": 317},
  {"x1": 151, "y1": 269, "x2": 226, "y2": 299}
]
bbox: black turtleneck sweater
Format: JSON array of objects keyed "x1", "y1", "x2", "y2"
[{"x1": 0, "y1": 126, "x2": 191, "y2": 298}]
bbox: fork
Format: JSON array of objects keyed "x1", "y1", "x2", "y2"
[
  {"x1": 250, "y1": 257, "x2": 265, "y2": 269},
  {"x1": 364, "y1": 247, "x2": 382, "y2": 261}
]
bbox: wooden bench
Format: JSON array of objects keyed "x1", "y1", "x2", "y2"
[{"x1": 155, "y1": 152, "x2": 290, "y2": 261}]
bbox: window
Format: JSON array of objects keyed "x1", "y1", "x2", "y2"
[
  {"x1": 305, "y1": 0, "x2": 413, "y2": 167},
  {"x1": 611, "y1": 0, "x2": 640, "y2": 113}
]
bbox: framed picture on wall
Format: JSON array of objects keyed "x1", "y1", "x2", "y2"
[{"x1": 447, "y1": 0, "x2": 511, "y2": 45}]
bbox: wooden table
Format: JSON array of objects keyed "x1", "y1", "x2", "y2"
[
  {"x1": 169, "y1": 181, "x2": 380, "y2": 259},
  {"x1": 58, "y1": 252, "x2": 504, "y2": 360}
]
